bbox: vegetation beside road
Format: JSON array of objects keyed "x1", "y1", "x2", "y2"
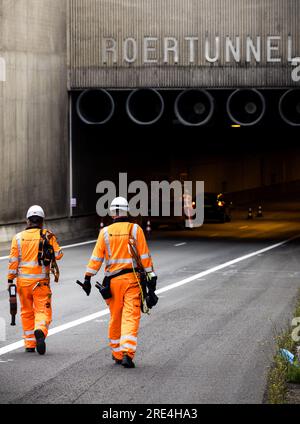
[{"x1": 267, "y1": 292, "x2": 300, "y2": 404}]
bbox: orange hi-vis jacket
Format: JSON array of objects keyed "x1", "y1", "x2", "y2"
[
  {"x1": 8, "y1": 228, "x2": 63, "y2": 286},
  {"x1": 86, "y1": 221, "x2": 155, "y2": 278}
]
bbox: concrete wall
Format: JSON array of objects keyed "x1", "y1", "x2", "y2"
[
  {"x1": 0, "y1": 0, "x2": 68, "y2": 225},
  {"x1": 0, "y1": 215, "x2": 100, "y2": 250},
  {"x1": 69, "y1": 0, "x2": 300, "y2": 88}
]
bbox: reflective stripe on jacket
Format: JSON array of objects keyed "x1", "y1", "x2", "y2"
[
  {"x1": 8, "y1": 229, "x2": 63, "y2": 285},
  {"x1": 86, "y1": 222, "x2": 154, "y2": 277}
]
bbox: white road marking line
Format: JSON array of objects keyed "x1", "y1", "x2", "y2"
[
  {"x1": 0, "y1": 311, "x2": 109, "y2": 356},
  {"x1": 60, "y1": 240, "x2": 98, "y2": 249},
  {"x1": 239, "y1": 226, "x2": 249, "y2": 230},
  {"x1": 0, "y1": 239, "x2": 98, "y2": 261},
  {"x1": 0, "y1": 235, "x2": 298, "y2": 357},
  {"x1": 157, "y1": 236, "x2": 299, "y2": 295},
  {"x1": 174, "y1": 242, "x2": 187, "y2": 247}
]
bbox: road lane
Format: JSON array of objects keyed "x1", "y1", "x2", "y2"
[{"x1": 0, "y1": 237, "x2": 294, "y2": 356}]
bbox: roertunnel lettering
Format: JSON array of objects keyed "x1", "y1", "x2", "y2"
[{"x1": 101, "y1": 35, "x2": 297, "y2": 65}]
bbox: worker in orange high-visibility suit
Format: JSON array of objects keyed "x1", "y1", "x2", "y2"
[
  {"x1": 82, "y1": 197, "x2": 157, "y2": 369},
  {"x1": 7, "y1": 205, "x2": 63, "y2": 355}
]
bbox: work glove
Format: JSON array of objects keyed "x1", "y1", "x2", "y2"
[
  {"x1": 76, "y1": 276, "x2": 92, "y2": 296},
  {"x1": 147, "y1": 273, "x2": 157, "y2": 292},
  {"x1": 146, "y1": 289, "x2": 159, "y2": 309}
]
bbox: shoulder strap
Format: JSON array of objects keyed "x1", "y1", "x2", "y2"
[
  {"x1": 38, "y1": 230, "x2": 44, "y2": 266},
  {"x1": 128, "y1": 224, "x2": 144, "y2": 270},
  {"x1": 128, "y1": 223, "x2": 134, "y2": 237},
  {"x1": 45, "y1": 229, "x2": 54, "y2": 240}
]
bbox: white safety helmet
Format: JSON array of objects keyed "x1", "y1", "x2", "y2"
[
  {"x1": 110, "y1": 197, "x2": 129, "y2": 213},
  {"x1": 26, "y1": 205, "x2": 45, "y2": 220}
]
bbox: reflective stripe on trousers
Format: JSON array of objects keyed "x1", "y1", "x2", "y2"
[
  {"x1": 120, "y1": 343, "x2": 137, "y2": 352},
  {"x1": 120, "y1": 335, "x2": 137, "y2": 343}
]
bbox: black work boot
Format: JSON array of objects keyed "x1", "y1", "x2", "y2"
[
  {"x1": 34, "y1": 330, "x2": 46, "y2": 355},
  {"x1": 121, "y1": 354, "x2": 135, "y2": 369},
  {"x1": 112, "y1": 355, "x2": 122, "y2": 365},
  {"x1": 25, "y1": 348, "x2": 35, "y2": 353}
]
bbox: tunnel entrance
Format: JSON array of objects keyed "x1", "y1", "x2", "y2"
[{"x1": 70, "y1": 89, "x2": 300, "y2": 218}]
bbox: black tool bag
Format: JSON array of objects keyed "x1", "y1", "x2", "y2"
[
  {"x1": 96, "y1": 276, "x2": 112, "y2": 300},
  {"x1": 38, "y1": 230, "x2": 55, "y2": 267},
  {"x1": 96, "y1": 268, "x2": 140, "y2": 301},
  {"x1": 138, "y1": 270, "x2": 148, "y2": 309}
]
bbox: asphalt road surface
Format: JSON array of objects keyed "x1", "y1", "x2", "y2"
[{"x1": 0, "y1": 218, "x2": 300, "y2": 404}]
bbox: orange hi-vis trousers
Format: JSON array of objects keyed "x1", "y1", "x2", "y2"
[
  {"x1": 107, "y1": 274, "x2": 141, "y2": 360},
  {"x1": 18, "y1": 282, "x2": 52, "y2": 349}
]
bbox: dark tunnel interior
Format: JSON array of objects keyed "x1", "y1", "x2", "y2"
[{"x1": 71, "y1": 89, "x2": 300, "y2": 217}]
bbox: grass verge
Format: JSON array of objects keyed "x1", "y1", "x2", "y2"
[{"x1": 267, "y1": 293, "x2": 300, "y2": 404}]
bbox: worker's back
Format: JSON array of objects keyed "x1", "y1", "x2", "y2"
[
  {"x1": 106, "y1": 221, "x2": 134, "y2": 260},
  {"x1": 9, "y1": 228, "x2": 63, "y2": 286},
  {"x1": 87, "y1": 220, "x2": 154, "y2": 277},
  {"x1": 18, "y1": 228, "x2": 41, "y2": 258}
]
